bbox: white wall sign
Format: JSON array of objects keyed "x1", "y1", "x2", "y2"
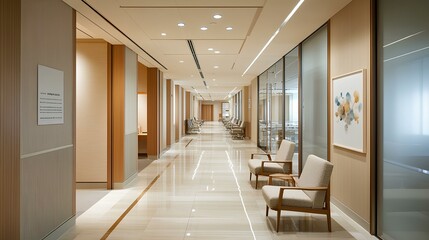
[{"x1": 38, "y1": 65, "x2": 64, "y2": 125}]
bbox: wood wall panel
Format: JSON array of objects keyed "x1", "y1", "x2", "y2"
[
  {"x1": 242, "y1": 86, "x2": 250, "y2": 138},
  {"x1": 330, "y1": 0, "x2": 372, "y2": 230},
  {"x1": 137, "y1": 63, "x2": 148, "y2": 93},
  {"x1": 112, "y1": 45, "x2": 125, "y2": 182},
  {"x1": 186, "y1": 91, "x2": 191, "y2": 120},
  {"x1": 147, "y1": 68, "x2": 159, "y2": 157},
  {"x1": 0, "y1": 0, "x2": 20, "y2": 238},
  {"x1": 166, "y1": 80, "x2": 172, "y2": 146},
  {"x1": 175, "y1": 85, "x2": 179, "y2": 142},
  {"x1": 250, "y1": 78, "x2": 258, "y2": 142}
]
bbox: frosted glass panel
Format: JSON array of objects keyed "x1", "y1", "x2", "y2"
[
  {"x1": 301, "y1": 25, "x2": 328, "y2": 167},
  {"x1": 378, "y1": 0, "x2": 429, "y2": 239}
]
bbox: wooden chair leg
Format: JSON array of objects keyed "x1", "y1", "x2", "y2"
[
  {"x1": 249, "y1": 172, "x2": 252, "y2": 181},
  {"x1": 266, "y1": 206, "x2": 269, "y2": 216},
  {"x1": 276, "y1": 210, "x2": 281, "y2": 232},
  {"x1": 327, "y1": 211, "x2": 332, "y2": 232},
  {"x1": 255, "y1": 175, "x2": 259, "y2": 189}
]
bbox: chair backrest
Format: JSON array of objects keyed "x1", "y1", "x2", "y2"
[
  {"x1": 274, "y1": 140, "x2": 295, "y2": 172},
  {"x1": 297, "y1": 155, "x2": 333, "y2": 208}
]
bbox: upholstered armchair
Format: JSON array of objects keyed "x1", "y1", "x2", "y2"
[
  {"x1": 248, "y1": 140, "x2": 295, "y2": 189},
  {"x1": 262, "y1": 154, "x2": 334, "y2": 232}
]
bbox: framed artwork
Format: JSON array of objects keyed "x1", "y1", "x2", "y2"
[{"x1": 332, "y1": 69, "x2": 366, "y2": 153}]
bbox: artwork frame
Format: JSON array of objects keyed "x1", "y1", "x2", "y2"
[{"x1": 332, "y1": 69, "x2": 366, "y2": 153}]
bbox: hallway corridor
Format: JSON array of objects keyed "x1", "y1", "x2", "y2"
[{"x1": 60, "y1": 122, "x2": 374, "y2": 240}]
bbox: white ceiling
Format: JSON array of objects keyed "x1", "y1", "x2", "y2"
[{"x1": 64, "y1": 0, "x2": 351, "y2": 100}]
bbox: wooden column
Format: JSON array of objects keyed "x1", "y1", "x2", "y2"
[
  {"x1": 0, "y1": 0, "x2": 20, "y2": 238},
  {"x1": 112, "y1": 45, "x2": 125, "y2": 183},
  {"x1": 147, "y1": 68, "x2": 160, "y2": 158},
  {"x1": 166, "y1": 79, "x2": 172, "y2": 146}
]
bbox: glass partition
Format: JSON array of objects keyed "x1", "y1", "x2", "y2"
[
  {"x1": 301, "y1": 25, "x2": 328, "y2": 167},
  {"x1": 378, "y1": 0, "x2": 429, "y2": 239},
  {"x1": 284, "y1": 47, "x2": 299, "y2": 173},
  {"x1": 258, "y1": 58, "x2": 284, "y2": 153},
  {"x1": 258, "y1": 71, "x2": 268, "y2": 150}
]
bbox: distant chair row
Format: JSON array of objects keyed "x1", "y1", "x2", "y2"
[
  {"x1": 185, "y1": 117, "x2": 203, "y2": 134},
  {"x1": 248, "y1": 139, "x2": 334, "y2": 232},
  {"x1": 223, "y1": 116, "x2": 245, "y2": 139}
]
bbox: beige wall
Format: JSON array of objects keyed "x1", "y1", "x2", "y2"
[
  {"x1": 137, "y1": 62, "x2": 148, "y2": 133},
  {"x1": 330, "y1": 0, "x2": 372, "y2": 231},
  {"x1": 76, "y1": 40, "x2": 109, "y2": 182},
  {"x1": 20, "y1": 0, "x2": 75, "y2": 238}
]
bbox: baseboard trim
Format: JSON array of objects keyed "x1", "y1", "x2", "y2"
[
  {"x1": 331, "y1": 197, "x2": 370, "y2": 231},
  {"x1": 113, "y1": 172, "x2": 137, "y2": 189},
  {"x1": 42, "y1": 215, "x2": 76, "y2": 240},
  {"x1": 76, "y1": 182, "x2": 107, "y2": 189}
]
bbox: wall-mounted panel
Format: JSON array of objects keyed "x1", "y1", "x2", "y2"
[{"x1": 330, "y1": 0, "x2": 372, "y2": 230}]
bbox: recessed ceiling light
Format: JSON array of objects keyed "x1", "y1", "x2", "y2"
[
  {"x1": 178, "y1": 22, "x2": 185, "y2": 27},
  {"x1": 213, "y1": 14, "x2": 222, "y2": 19},
  {"x1": 161, "y1": 32, "x2": 167, "y2": 36},
  {"x1": 212, "y1": 79, "x2": 216, "y2": 81},
  {"x1": 200, "y1": 26, "x2": 208, "y2": 31},
  {"x1": 214, "y1": 51, "x2": 220, "y2": 54},
  {"x1": 226, "y1": 27, "x2": 233, "y2": 31},
  {"x1": 179, "y1": 60, "x2": 184, "y2": 63},
  {"x1": 208, "y1": 48, "x2": 214, "y2": 51},
  {"x1": 214, "y1": 66, "x2": 219, "y2": 69}
]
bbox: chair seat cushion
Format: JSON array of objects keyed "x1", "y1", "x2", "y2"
[
  {"x1": 262, "y1": 185, "x2": 313, "y2": 209},
  {"x1": 248, "y1": 159, "x2": 284, "y2": 175}
]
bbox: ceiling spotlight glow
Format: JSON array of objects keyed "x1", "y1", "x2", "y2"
[
  {"x1": 208, "y1": 48, "x2": 214, "y2": 51},
  {"x1": 214, "y1": 51, "x2": 220, "y2": 54},
  {"x1": 161, "y1": 32, "x2": 167, "y2": 36},
  {"x1": 179, "y1": 60, "x2": 184, "y2": 63},
  {"x1": 213, "y1": 14, "x2": 222, "y2": 19},
  {"x1": 212, "y1": 79, "x2": 216, "y2": 81},
  {"x1": 214, "y1": 66, "x2": 219, "y2": 69},
  {"x1": 242, "y1": 0, "x2": 304, "y2": 76},
  {"x1": 178, "y1": 22, "x2": 185, "y2": 27},
  {"x1": 200, "y1": 26, "x2": 208, "y2": 31},
  {"x1": 226, "y1": 27, "x2": 233, "y2": 31}
]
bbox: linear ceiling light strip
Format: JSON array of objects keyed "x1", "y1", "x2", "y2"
[
  {"x1": 242, "y1": 0, "x2": 304, "y2": 76},
  {"x1": 81, "y1": 0, "x2": 168, "y2": 70},
  {"x1": 187, "y1": 40, "x2": 205, "y2": 79}
]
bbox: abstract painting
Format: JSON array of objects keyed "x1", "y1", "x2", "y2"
[{"x1": 332, "y1": 69, "x2": 366, "y2": 153}]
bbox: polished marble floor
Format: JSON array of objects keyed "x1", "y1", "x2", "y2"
[{"x1": 60, "y1": 122, "x2": 376, "y2": 240}]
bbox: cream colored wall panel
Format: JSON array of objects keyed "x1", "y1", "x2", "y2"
[
  {"x1": 125, "y1": 47, "x2": 138, "y2": 135},
  {"x1": 138, "y1": 94, "x2": 148, "y2": 133},
  {"x1": 330, "y1": 0, "x2": 372, "y2": 229},
  {"x1": 20, "y1": 0, "x2": 75, "y2": 238},
  {"x1": 20, "y1": 0, "x2": 74, "y2": 155},
  {"x1": 21, "y1": 148, "x2": 73, "y2": 239},
  {"x1": 124, "y1": 133, "x2": 138, "y2": 180},
  {"x1": 76, "y1": 41, "x2": 108, "y2": 182}
]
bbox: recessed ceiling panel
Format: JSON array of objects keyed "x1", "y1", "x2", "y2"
[
  {"x1": 124, "y1": 8, "x2": 258, "y2": 40},
  {"x1": 193, "y1": 40, "x2": 244, "y2": 55}
]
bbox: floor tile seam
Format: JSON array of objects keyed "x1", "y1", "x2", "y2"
[{"x1": 99, "y1": 153, "x2": 181, "y2": 239}]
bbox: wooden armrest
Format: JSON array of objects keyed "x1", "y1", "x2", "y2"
[
  {"x1": 268, "y1": 173, "x2": 295, "y2": 185},
  {"x1": 277, "y1": 187, "x2": 328, "y2": 209},
  {"x1": 261, "y1": 160, "x2": 291, "y2": 173},
  {"x1": 251, "y1": 153, "x2": 272, "y2": 160}
]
